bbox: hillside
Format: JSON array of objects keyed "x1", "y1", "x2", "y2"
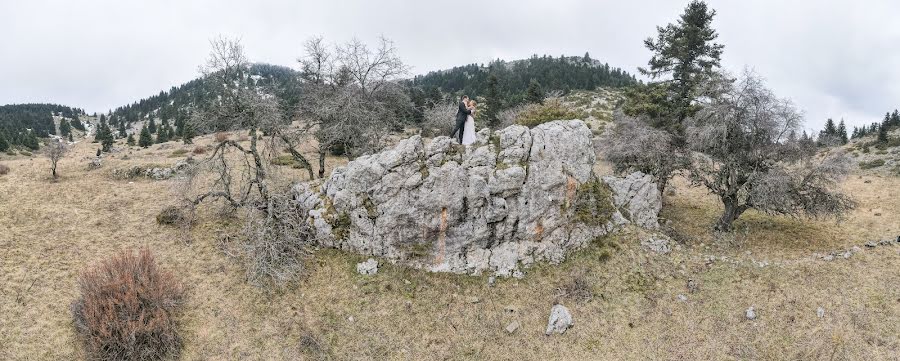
[
  {"x1": 0, "y1": 127, "x2": 897, "y2": 359},
  {"x1": 0, "y1": 104, "x2": 86, "y2": 151},
  {"x1": 410, "y1": 54, "x2": 637, "y2": 106}
]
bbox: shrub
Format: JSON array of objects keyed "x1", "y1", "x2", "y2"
[
  {"x1": 71, "y1": 248, "x2": 185, "y2": 361},
  {"x1": 0, "y1": 163, "x2": 9, "y2": 175},
  {"x1": 156, "y1": 206, "x2": 184, "y2": 225},
  {"x1": 192, "y1": 146, "x2": 206, "y2": 155},
  {"x1": 169, "y1": 149, "x2": 188, "y2": 157},
  {"x1": 214, "y1": 132, "x2": 229, "y2": 143},
  {"x1": 20, "y1": 151, "x2": 32, "y2": 157},
  {"x1": 859, "y1": 159, "x2": 886, "y2": 169},
  {"x1": 242, "y1": 193, "x2": 314, "y2": 288},
  {"x1": 573, "y1": 178, "x2": 615, "y2": 226},
  {"x1": 516, "y1": 98, "x2": 582, "y2": 128}
]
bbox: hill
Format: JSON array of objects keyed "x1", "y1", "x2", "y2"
[
  {"x1": 0, "y1": 104, "x2": 86, "y2": 151},
  {"x1": 409, "y1": 54, "x2": 637, "y2": 107}
]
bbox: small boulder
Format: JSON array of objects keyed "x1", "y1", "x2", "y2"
[
  {"x1": 87, "y1": 157, "x2": 102, "y2": 170},
  {"x1": 356, "y1": 258, "x2": 378, "y2": 275},
  {"x1": 816, "y1": 307, "x2": 825, "y2": 318},
  {"x1": 505, "y1": 321, "x2": 520, "y2": 334},
  {"x1": 745, "y1": 307, "x2": 757, "y2": 320},
  {"x1": 641, "y1": 235, "x2": 671, "y2": 254},
  {"x1": 545, "y1": 304, "x2": 573, "y2": 335}
]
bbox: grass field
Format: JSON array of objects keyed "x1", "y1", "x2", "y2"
[{"x1": 1, "y1": 134, "x2": 898, "y2": 360}]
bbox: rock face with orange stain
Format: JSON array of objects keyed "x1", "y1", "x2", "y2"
[{"x1": 293, "y1": 120, "x2": 660, "y2": 277}]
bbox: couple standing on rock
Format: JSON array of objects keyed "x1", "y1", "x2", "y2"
[{"x1": 451, "y1": 95, "x2": 478, "y2": 145}]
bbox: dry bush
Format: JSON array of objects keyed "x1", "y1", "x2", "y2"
[
  {"x1": 241, "y1": 193, "x2": 314, "y2": 288},
  {"x1": 421, "y1": 102, "x2": 456, "y2": 137},
  {"x1": 71, "y1": 248, "x2": 185, "y2": 361},
  {"x1": 0, "y1": 163, "x2": 9, "y2": 176},
  {"x1": 156, "y1": 206, "x2": 184, "y2": 225},
  {"x1": 214, "y1": 132, "x2": 229, "y2": 143},
  {"x1": 515, "y1": 98, "x2": 582, "y2": 128},
  {"x1": 497, "y1": 105, "x2": 527, "y2": 129},
  {"x1": 191, "y1": 146, "x2": 207, "y2": 155}
]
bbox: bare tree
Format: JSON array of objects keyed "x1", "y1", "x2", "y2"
[
  {"x1": 602, "y1": 113, "x2": 684, "y2": 193},
  {"x1": 297, "y1": 36, "x2": 412, "y2": 177},
  {"x1": 45, "y1": 138, "x2": 68, "y2": 180},
  {"x1": 180, "y1": 37, "x2": 314, "y2": 288},
  {"x1": 685, "y1": 70, "x2": 854, "y2": 231},
  {"x1": 421, "y1": 102, "x2": 456, "y2": 137}
]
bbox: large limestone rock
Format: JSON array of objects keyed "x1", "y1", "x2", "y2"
[{"x1": 294, "y1": 120, "x2": 661, "y2": 277}]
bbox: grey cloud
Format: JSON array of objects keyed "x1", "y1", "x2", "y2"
[{"x1": 1, "y1": 0, "x2": 898, "y2": 130}]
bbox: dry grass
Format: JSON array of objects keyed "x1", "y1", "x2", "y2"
[{"x1": 0, "y1": 133, "x2": 898, "y2": 360}]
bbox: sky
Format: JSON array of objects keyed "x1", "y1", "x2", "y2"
[{"x1": 2, "y1": 0, "x2": 899, "y2": 132}]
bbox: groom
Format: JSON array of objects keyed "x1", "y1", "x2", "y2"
[{"x1": 451, "y1": 95, "x2": 471, "y2": 143}]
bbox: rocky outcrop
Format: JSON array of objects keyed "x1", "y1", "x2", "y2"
[
  {"x1": 293, "y1": 120, "x2": 661, "y2": 277},
  {"x1": 111, "y1": 159, "x2": 194, "y2": 180}
]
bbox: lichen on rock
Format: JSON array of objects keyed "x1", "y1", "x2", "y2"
[{"x1": 293, "y1": 120, "x2": 662, "y2": 277}]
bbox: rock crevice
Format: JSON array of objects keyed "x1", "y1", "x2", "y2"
[{"x1": 294, "y1": 120, "x2": 661, "y2": 276}]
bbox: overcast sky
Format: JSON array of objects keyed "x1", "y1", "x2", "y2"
[{"x1": 2, "y1": 0, "x2": 898, "y2": 131}]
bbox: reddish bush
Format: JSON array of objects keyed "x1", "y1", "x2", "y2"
[
  {"x1": 192, "y1": 146, "x2": 207, "y2": 155},
  {"x1": 0, "y1": 163, "x2": 9, "y2": 176},
  {"x1": 71, "y1": 248, "x2": 185, "y2": 361},
  {"x1": 214, "y1": 132, "x2": 229, "y2": 143}
]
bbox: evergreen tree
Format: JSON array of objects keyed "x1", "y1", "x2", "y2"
[
  {"x1": 525, "y1": 79, "x2": 544, "y2": 104},
  {"x1": 148, "y1": 118, "x2": 157, "y2": 134},
  {"x1": 68, "y1": 133, "x2": 73, "y2": 142},
  {"x1": 823, "y1": 118, "x2": 836, "y2": 136},
  {"x1": 0, "y1": 133, "x2": 8, "y2": 152},
  {"x1": 118, "y1": 122, "x2": 127, "y2": 138},
  {"x1": 837, "y1": 119, "x2": 848, "y2": 145},
  {"x1": 878, "y1": 123, "x2": 889, "y2": 143},
  {"x1": 181, "y1": 122, "x2": 195, "y2": 144},
  {"x1": 156, "y1": 125, "x2": 170, "y2": 143},
  {"x1": 639, "y1": 0, "x2": 724, "y2": 126},
  {"x1": 59, "y1": 119, "x2": 71, "y2": 137},
  {"x1": 126, "y1": 133, "x2": 135, "y2": 146},
  {"x1": 23, "y1": 131, "x2": 40, "y2": 150},
  {"x1": 891, "y1": 109, "x2": 900, "y2": 127},
  {"x1": 483, "y1": 74, "x2": 502, "y2": 128},
  {"x1": 96, "y1": 123, "x2": 114, "y2": 152},
  {"x1": 138, "y1": 126, "x2": 153, "y2": 148}
]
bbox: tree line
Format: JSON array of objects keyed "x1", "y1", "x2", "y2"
[{"x1": 0, "y1": 104, "x2": 85, "y2": 151}]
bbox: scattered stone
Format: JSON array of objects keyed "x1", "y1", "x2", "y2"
[
  {"x1": 87, "y1": 157, "x2": 102, "y2": 170},
  {"x1": 745, "y1": 307, "x2": 757, "y2": 320},
  {"x1": 840, "y1": 251, "x2": 852, "y2": 259},
  {"x1": 878, "y1": 239, "x2": 894, "y2": 246},
  {"x1": 487, "y1": 276, "x2": 496, "y2": 287},
  {"x1": 865, "y1": 241, "x2": 877, "y2": 248},
  {"x1": 356, "y1": 258, "x2": 378, "y2": 275},
  {"x1": 504, "y1": 305, "x2": 519, "y2": 313},
  {"x1": 852, "y1": 246, "x2": 862, "y2": 253},
  {"x1": 677, "y1": 294, "x2": 688, "y2": 302},
  {"x1": 757, "y1": 260, "x2": 770, "y2": 268},
  {"x1": 816, "y1": 307, "x2": 825, "y2": 318},
  {"x1": 347, "y1": 316, "x2": 354, "y2": 322},
  {"x1": 545, "y1": 304, "x2": 573, "y2": 335},
  {"x1": 875, "y1": 213, "x2": 882, "y2": 217},
  {"x1": 466, "y1": 296, "x2": 481, "y2": 304},
  {"x1": 641, "y1": 235, "x2": 671, "y2": 254},
  {"x1": 822, "y1": 254, "x2": 835, "y2": 261},
  {"x1": 505, "y1": 321, "x2": 521, "y2": 334},
  {"x1": 687, "y1": 279, "x2": 698, "y2": 293}
]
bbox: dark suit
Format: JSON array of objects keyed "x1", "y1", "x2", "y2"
[{"x1": 451, "y1": 100, "x2": 471, "y2": 143}]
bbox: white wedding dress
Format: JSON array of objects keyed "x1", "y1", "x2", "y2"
[{"x1": 461, "y1": 111, "x2": 476, "y2": 145}]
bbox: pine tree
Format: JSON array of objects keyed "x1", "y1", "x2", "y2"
[
  {"x1": 97, "y1": 123, "x2": 114, "y2": 152},
  {"x1": 127, "y1": 133, "x2": 136, "y2": 146},
  {"x1": 483, "y1": 74, "x2": 502, "y2": 128},
  {"x1": 23, "y1": 130, "x2": 40, "y2": 150},
  {"x1": 823, "y1": 118, "x2": 836, "y2": 136},
  {"x1": 156, "y1": 125, "x2": 170, "y2": 144},
  {"x1": 640, "y1": 0, "x2": 724, "y2": 126},
  {"x1": 525, "y1": 79, "x2": 544, "y2": 104},
  {"x1": 59, "y1": 119, "x2": 71, "y2": 137},
  {"x1": 891, "y1": 109, "x2": 900, "y2": 127},
  {"x1": 138, "y1": 126, "x2": 153, "y2": 148},
  {"x1": 877, "y1": 124, "x2": 889, "y2": 143},
  {"x1": 148, "y1": 118, "x2": 157, "y2": 134},
  {"x1": 181, "y1": 122, "x2": 195, "y2": 144},
  {"x1": 0, "y1": 132, "x2": 8, "y2": 152},
  {"x1": 68, "y1": 133, "x2": 73, "y2": 142},
  {"x1": 837, "y1": 119, "x2": 848, "y2": 145},
  {"x1": 118, "y1": 122, "x2": 127, "y2": 138}
]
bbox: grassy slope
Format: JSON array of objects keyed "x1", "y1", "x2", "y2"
[{"x1": 0, "y1": 134, "x2": 898, "y2": 360}]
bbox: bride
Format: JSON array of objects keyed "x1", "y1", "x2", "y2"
[{"x1": 461, "y1": 100, "x2": 477, "y2": 145}]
